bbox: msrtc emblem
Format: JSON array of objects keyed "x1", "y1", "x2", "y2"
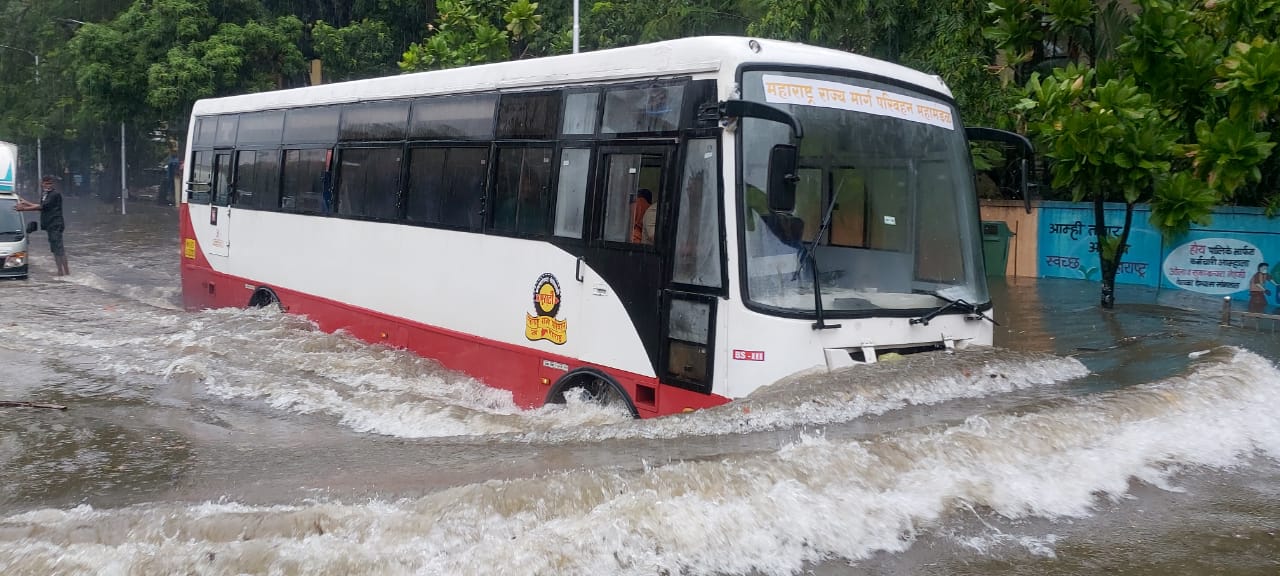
[{"x1": 526, "y1": 273, "x2": 567, "y2": 344}]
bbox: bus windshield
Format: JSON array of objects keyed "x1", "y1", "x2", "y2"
[{"x1": 739, "y1": 69, "x2": 988, "y2": 316}]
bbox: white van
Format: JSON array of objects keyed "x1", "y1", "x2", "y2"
[
  {"x1": 0, "y1": 141, "x2": 29, "y2": 279},
  {"x1": 0, "y1": 192, "x2": 29, "y2": 279}
]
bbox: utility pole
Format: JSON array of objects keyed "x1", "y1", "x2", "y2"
[
  {"x1": 120, "y1": 122, "x2": 127, "y2": 214},
  {"x1": 573, "y1": 0, "x2": 579, "y2": 54}
]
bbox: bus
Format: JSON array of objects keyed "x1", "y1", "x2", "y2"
[{"x1": 179, "y1": 36, "x2": 1027, "y2": 418}]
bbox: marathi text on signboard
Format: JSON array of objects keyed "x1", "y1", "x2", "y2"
[{"x1": 1162, "y1": 238, "x2": 1265, "y2": 295}]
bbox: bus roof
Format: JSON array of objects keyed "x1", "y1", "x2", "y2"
[{"x1": 192, "y1": 36, "x2": 952, "y2": 116}]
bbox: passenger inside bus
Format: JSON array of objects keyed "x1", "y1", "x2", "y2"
[
  {"x1": 631, "y1": 188, "x2": 652, "y2": 243},
  {"x1": 641, "y1": 197, "x2": 657, "y2": 245}
]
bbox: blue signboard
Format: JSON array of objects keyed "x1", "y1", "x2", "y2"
[
  {"x1": 1035, "y1": 202, "x2": 1280, "y2": 309},
  {"x1": 1037, "y1": 202, "x2": 1162, "y2": 288},
  {"x1": 1159, "y1": 208, "x2": 1280, "y2": 309}
]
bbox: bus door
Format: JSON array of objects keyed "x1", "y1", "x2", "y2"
[
  {"x1": 204, "y1": 150, "x2": 234, "y2": 257},
  {"x1": 580, "y1": 144, "x2": 675, "y2": 390},
  {"x1": 659, "y1": 137, "x2": 723, "y2": 396}
]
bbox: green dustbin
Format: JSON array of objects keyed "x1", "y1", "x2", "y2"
[{"x1": 981, "y1": 221, "x2": 1015, "y2": 276}]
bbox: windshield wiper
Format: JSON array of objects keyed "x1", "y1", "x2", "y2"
[
  {"x1": 795, "y1": 186, "x2": 841, "y2": 330},
  {"x1": 910, "y1": 291, "x2": 998, "y2": 326}
]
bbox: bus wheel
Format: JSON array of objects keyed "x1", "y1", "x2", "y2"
[
  {"x1": 247, "y1": 287, "x2": 281, "y2": 310},
  {"x1": 549, "y1": 370, "x2": 638, "y2": 418}
]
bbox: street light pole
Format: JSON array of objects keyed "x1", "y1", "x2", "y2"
[
  {"x1": 573, "y1": 0, "x2": 579, "y2": 54},
  {"x1": 0, "y1": 44, "x2": 41, "y2": 189}
]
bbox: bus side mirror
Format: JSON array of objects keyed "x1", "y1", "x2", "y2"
[
  {"x1": 26, "y1": 221, "x2": 37, "y2": 234},
  {"x1": 768, "y1": 144, "x2": 799, "y2": 213}
]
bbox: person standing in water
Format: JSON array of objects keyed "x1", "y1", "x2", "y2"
[{"x1": 14, "y1": 175, "x2": 69, "y2": 276}]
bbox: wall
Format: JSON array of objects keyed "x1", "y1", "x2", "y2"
[
  {"x1": 979, "y1": 201, "x2": 1280, "y2": 306},
  {"x1": 979, "y1": 199, "x2": 1039, "y2": 277}
]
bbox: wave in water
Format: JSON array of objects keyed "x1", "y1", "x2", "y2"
[{"x1": 2, "y1": 347, "x2": 1275, "y2": 576}]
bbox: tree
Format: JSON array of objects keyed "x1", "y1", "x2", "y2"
[
  {"x1": 988, "y1": 0, "x2": 1280, "y2": 308},
  {"x1": 581, "y1": 0, "x2": 762, "y2": 50},
  {"x1": 749, "y1": 0, "x2": 1010, "y2": 127},
  {"x1": 399, "y1": 0, "x2": 552, "y2": 71},
  {"x1": 312, "y1": 18, "x2": 401, "y2": 81}
]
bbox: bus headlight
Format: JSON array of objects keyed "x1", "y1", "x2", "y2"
[{"x1": 3, "y1": 252, "x2": 25, "y2": 268}]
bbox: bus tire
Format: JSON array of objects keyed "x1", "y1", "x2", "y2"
[
  {"x1": 247, "y1": 287, "x2": 281, "y2": 310},
  {"x1": 547, "y1": 368, "x2": 638, "y2": 418}
]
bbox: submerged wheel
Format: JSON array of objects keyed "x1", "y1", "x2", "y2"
[
  {"x1": 247, "y1": 287, "x2": 281, "y2": 310},
  {"x1": 549, "y1": 369, "x2": 638, "y2": 418}
]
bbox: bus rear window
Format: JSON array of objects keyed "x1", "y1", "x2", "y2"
[{"x1": 188, "y1": 150, "x2": 213, "y2": 204}]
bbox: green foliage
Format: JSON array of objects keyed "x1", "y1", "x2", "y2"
[
  {"x1": 503, "y1": 0, "x2": 542, "y2": 41},
  {"x1": 312, "y1": 19, "x2": 400, "y2": 82},
  {"x1": 401, "y1": 0, "x2": 560, "y2": 72},
  {"x1": 1216, "y1": 38, "x2": 1280, "y2": 122},
  {"x1": 1191, "y1": 117, "x2": 1276, "y2": 194},
  {"x1": 751, "y1": 0, "x2": 1007, "y2": 126},
  {"x1": 970, "y1": 142, "x2": 1004, "y2": 171},
  {"x1": 1149, "y1": 172, "x2": 1217, "y2": 237},
  {"x1": 989, "y1": 0, "x2": 1280, "y2": 305},
  {"x1": 1022, "y1": 67, "x2": 1178, "y2": 206}
]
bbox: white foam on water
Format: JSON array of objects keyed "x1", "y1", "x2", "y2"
[
  {"x1": 515, "y1": 349, "x2": 1090, "y2": 442},
  {"x1": 57, "y1": 269, "x2": 182, "y2": 311},
  {"x1": 4, "y1": 347, "x2": 1274, "y2": 575}
]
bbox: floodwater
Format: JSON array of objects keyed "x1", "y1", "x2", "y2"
[{"x1": 1, "y1": 197, "x2": 1278, "y2": 575}]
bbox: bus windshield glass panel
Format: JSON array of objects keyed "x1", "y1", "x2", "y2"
[{"x1": 739, "y1": 70, "x2": 986, "y2": 315}]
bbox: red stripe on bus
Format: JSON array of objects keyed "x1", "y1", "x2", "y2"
[{"x1": 178, "y1": 251, "x2": 728, "y2": 418}]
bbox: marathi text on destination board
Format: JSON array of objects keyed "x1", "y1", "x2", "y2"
[{"x1": 761, "y1": 74, "x2": 955, "y2": 130}]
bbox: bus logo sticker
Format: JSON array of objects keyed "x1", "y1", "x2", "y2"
[
  {"x1": 183, "y1": 239, "x2": 196, "y2": 259},
  {"x1": 526, "y1": 273, "x2": 568, "y2": 345}
]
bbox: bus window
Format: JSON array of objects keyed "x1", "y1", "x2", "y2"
[
  {"x1": 497, "y1": 92, "x2": 561, "y2": 140},
  {"x1": 601, "y1": 153, "x2": 663, "y2": 244},
  {"x1": 866, "y1": 166, "x2": 911, "y2": 251},
  {"x1": 193, "y1": 118, "x2": 217, "y2": 148},
  {"x1": 234, "y1": 150, "x2": 281, "y2": 210},
  {"x1": 410, "y1": 94, "x2": 497, "y2": 140},
  {"x1": 406, "y1": 147, "x2": 487, "y2": 230},
  {"x1": 915, "y1": 159, "x2": 966, "y2": 283},
  {"x1": 602, "y1": 85, "x2": 684, "y2": 133},
  {"x1": 491, "y1": 147, "x2": 553, "y2": 236},
  {"x1": 561, "y1": 91, "x2": 600, "y2": 136},
  {"x1": 212, "y1": 153, "x2": 233, "y2": 207},
  {"x1": 282, "y1": 149, "x2": 330, "y2": 213},
  {"x1": 340, "y1": 100, "x2": 410, "y2": 142},
  {"x1": 337, "y1": 147, "x2": 402, "y2": 220},
  {"x1": 236, "y1": 111, "x2": 285, "y2": 147},
  {"x1": 215, "y1": 116, "x2": 238, "y2": 147},
  {"x1": 553, "y1": 148, "x2": 591, "y2": 238},
  {"x1": 829, "y1": 168, "x2": 866, "y2": 247},
  {"x1": 793, "y1": 168, "x2": 822, "y2": 242},
  {"x1": 671, "y1": 139, "x2": 722, "y2": 288},
  {"x1": 188, "y1": 150, "x2": 213, "y2": 204}
]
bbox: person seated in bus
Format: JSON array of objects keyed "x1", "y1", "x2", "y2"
[
  {"x1": 631, "y1": 188, "x2": 652, "y2": 243},
  {"x1": 641, "y1": 198, "x2": 657, "y2": 245}
]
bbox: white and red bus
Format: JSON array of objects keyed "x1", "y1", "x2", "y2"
[{"x1": 180, "y1": 37, "x2": 1020, "y2": 418}]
